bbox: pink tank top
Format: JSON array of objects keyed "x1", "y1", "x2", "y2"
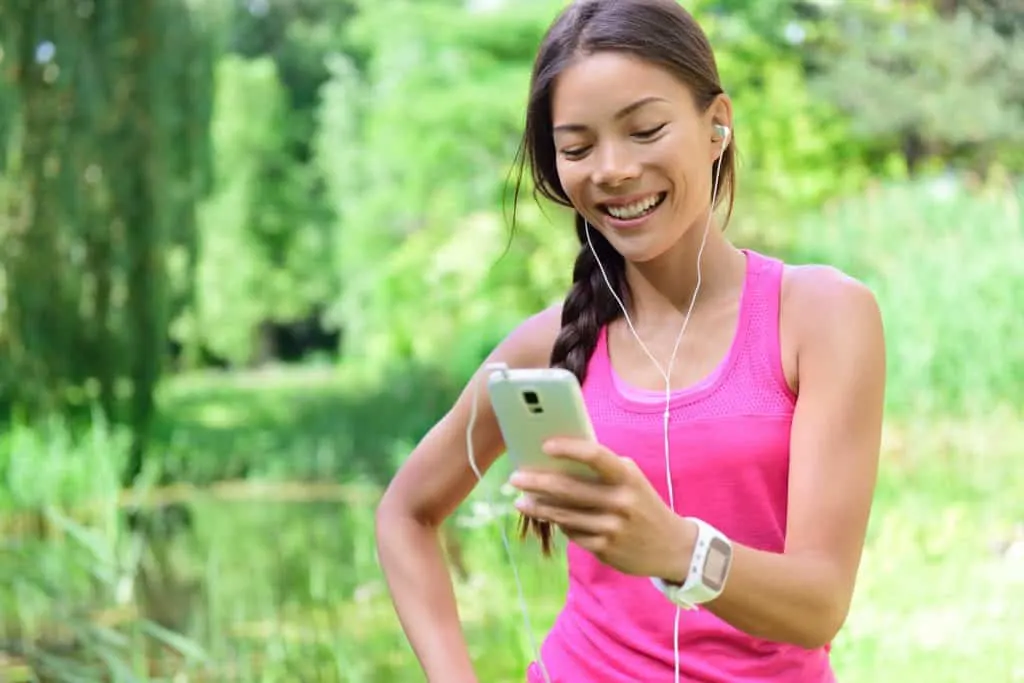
[{"x1": 526, "y1": 250, "x2": 836, "y2": 682}]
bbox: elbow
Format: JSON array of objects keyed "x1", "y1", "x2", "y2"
[
  {"x1": 787, "y1": 562, "x2": 855, "y2": 650},
  {"x1": 374, "y1": 492, "x2": 415, "y2": 570},
  {"x1": 792, "y1": 628, "x2": 837, "y2": 652},
  {"x1": 374, "y1": 485, "x2": 439, "y2": 547},
  {"x1": 791, "y1": 602, "x2": 848, "y2": 650}
]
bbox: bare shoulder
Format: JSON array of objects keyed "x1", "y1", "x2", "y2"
[
  {"x1": 781, "y1": 263, "x2": 885, "y2": 389},
  {"x1": 497, "y1": 302, "x2": 564, "y2": 369},
  {"x1": 784, "y1": 264, "x2": 882, "y2": 332}
]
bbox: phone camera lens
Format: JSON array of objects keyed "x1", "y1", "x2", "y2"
[{"x1": 522, "y1": 391, "x2": 539, "y2": 404}]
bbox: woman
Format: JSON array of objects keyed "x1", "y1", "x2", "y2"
[{"x1": 375, "y1": 1, "x2": 886, "y2": 681}]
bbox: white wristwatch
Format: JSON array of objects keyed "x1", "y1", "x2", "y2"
[{"x1": 650, "y1": 517, "x2": 734, "y2": 609}]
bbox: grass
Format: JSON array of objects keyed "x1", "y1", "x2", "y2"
[
  {"x1": 3, "y1": 367, "x2": 1022, "y2": 682},
  {"x1": 831, "y1": 416, "x2": 1024, "y2": 683}
]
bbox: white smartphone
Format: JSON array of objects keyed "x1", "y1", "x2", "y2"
[{"x1": 487, "y1": 366, "x2": 600, "y2": 480}]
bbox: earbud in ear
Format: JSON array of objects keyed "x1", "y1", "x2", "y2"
[{"x1": 713, "y1": 123, "x2": 731, "y2": 150}]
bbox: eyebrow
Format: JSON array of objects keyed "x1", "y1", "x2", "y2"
[{"x1": 553, "y1": 96, "x2": 669, "y2": 134}]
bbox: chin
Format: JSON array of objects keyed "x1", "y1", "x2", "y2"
[
  {"x1": 601, "y1": 235, "x2": 667, "y2": 265},
  {"x1": 598, "y1": 223, "x2": 683, "y2": 267}
]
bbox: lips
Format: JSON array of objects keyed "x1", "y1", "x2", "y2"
[{"x1": 598, "y1": 192, "x2": 667, "y2": 220}]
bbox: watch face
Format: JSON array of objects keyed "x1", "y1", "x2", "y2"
[{"x1": 702, "y1": 538, "x2": 732, "y2": 591}]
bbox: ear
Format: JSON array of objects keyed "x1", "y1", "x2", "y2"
[{"x1": 707, "y1": 93, "x2": 733, "y2": 160}]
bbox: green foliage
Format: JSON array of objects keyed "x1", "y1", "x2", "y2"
[
  {"x1": 810, "y1": 3, "x2": 1024, "y2": 174},
  {"x1": 0, "y1": 0, "x2": 216, "y2": 475},
  {"x1": 317, "y1": 0, "x2": 556, "y2": 364},
  {"x1": 153, "y1": 364, "x2": 458, "y2": 486},
  {"x1": 698, "y1": 0, "x2": 880, "y2": 218},
  {"x1": 184, "y1": 55, "x2": 336, "y2": 364},
  {"x1": 0, "y1": 410, "x2": 378, "y2": 682},
  {"x1": 788, "y1": 177, "x2": 1024, "y2": 416},
  {"x1": 0, "y1": 418, "x2": 204, "y2": 682}
]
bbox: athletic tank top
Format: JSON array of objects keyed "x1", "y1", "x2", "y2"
[{"x1": 526, "y1": 249, "x2": 836, "y2": 683}]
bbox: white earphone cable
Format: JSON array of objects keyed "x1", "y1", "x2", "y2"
[
  {"x1": 466, "y1": 130, "x2": 726, "y2": 683},
  {"x1": 586, "y1": 146, "x2": 723, "y2": 683},
  {"x1": 467, "y1": 369, "x2": 553, "y2": 683}
]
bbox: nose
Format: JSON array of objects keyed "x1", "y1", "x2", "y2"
[{"x1": 590, "y1": 141, "x2": 640, "y2": 188}]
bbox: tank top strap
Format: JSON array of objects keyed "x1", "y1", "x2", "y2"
[
  {"x1": 582, "y1": 249, "x2": 795, "y2": 420},
  {"x1": 737, "y1": 249, "x2": 795, "y2": 404}
]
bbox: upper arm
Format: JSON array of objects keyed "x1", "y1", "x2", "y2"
[
  {"x1": 377, "y1": 304, "x2": 564, "y2": 527},
  {"x1": 783, "y1": 266, "x2": 886, "y2": 612}
]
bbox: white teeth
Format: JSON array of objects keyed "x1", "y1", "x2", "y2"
[{"x1": 606, "y1": 193, "x2": 662, "y2": 219}]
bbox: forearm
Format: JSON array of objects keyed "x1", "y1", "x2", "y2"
[
  {"x1": 705, "y1": 544, "x2": 846, "y2": 649},
  {"x1": 376, "y1": 508, "x2": 477, "y2": 683},
  {"x1": 664, "y1": 520, "x2": 848, "y2": 649}
]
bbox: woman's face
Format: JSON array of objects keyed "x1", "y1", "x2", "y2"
[{"x1": 551, "y1": 51, "x2": 727, "y2": 263}]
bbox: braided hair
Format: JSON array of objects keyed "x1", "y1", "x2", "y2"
[{"x1": 519, "y1": 215, "x2": 627, "y2": 554}]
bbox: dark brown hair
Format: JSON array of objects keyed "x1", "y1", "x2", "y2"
[{"x1": 508, "y1": 0, "x2": 738, "y2": 554}]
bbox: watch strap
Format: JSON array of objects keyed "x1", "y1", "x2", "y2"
[{"x1": 650, "y1": 517, "x2": 733, "y2": 608}]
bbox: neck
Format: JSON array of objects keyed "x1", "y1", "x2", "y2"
[{"x1": 624, "y1": 220, "x2": 744, "y2": 326}]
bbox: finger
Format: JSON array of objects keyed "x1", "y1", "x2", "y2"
[
  {"x1": 515, "y1": 496, "x2": 611, "y2": 535},
  {"x1": 509, "y1": 470, "x2": 611, "y2": 510},
  {"x1": 559, "y1": 531, "x2": 609, "y2": 557},
  {"x1": 542, "y1": 438, "x2": 627, "y2": 483}
]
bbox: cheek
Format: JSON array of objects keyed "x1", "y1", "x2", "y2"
[
  {"x1": 654, "y1": 134, "x2": 705, "y2": 194},
  {"x1": 667, "y1": 158, "x2": 709, "y2": 207},
  {"x1": 555, "y1": 161, "x2": 588, "y2": 206}
]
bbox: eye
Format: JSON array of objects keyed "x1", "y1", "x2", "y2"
[
  {"x1": 560, "y1": 145, "x2": 591, "y2": 160},
  {"x1": 633, "y1": 123, "x2": 667, "y2": 141}
]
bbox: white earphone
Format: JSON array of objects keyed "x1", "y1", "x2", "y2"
[{"x1": 713, "y1": 123, "x2": 731, "y2": 151}]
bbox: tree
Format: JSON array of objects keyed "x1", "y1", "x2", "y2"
[
  {"x1": 0, "y1": 0, "x2": 216, "y2": 484},
  {"x1": 810, "y1": 3, "x2": 1024, "y2": 175}
]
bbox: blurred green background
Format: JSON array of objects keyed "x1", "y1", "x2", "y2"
[{"x1": 1, "y1": 0, "x2": 1022, "y2": 681}]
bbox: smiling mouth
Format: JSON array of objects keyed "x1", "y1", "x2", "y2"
[{"x1": 599, "y1": 192, "x2": 668, "y2": 220}]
